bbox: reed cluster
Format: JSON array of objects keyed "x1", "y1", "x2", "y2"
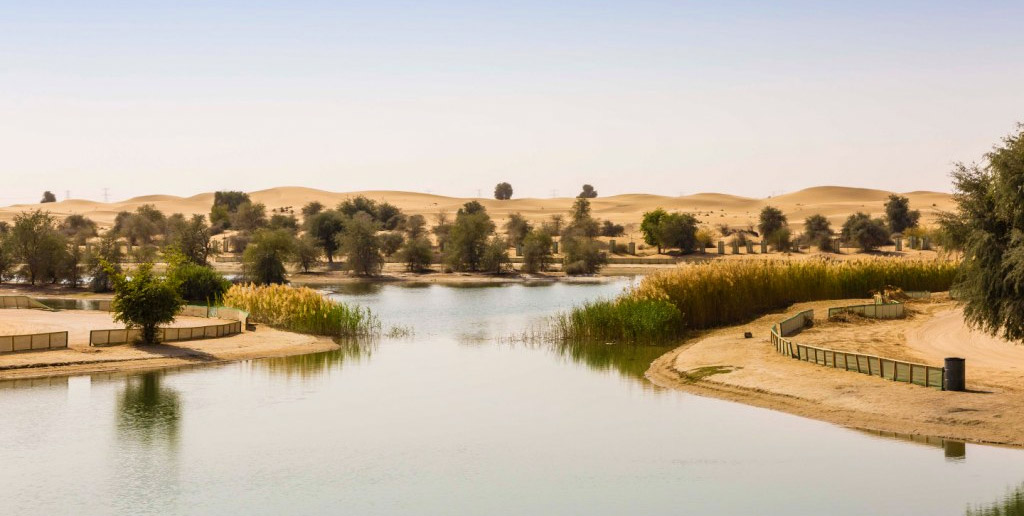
[
  {"x1": 561, "y1": 258, "x2": 958, "y2": 342},
  {"x1": 222, "y1": 283, "x2": 379, "y2": 337}
]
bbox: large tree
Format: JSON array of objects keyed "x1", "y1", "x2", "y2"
[
  {"x1": 107, "y1": 262, "x2": 183, "y2": 345},
  {"x1": 494, "y1": 182, "x2": 513, "y2": 200},
  {"x1": 578, "y1": 184, "x2": 598, "y2": 199},
  {"x1": 945, "y1": 126, "x2": 1024, "y2": 341},
  {"x1": 758, "y1": 205, "x2": 788, "y2": 246},
  {"x1": 445, "y1": 202, "x2": 495, "y2": 271},
  {"x1": 640, "y1": 208, "x2": 668, "y2": 254},
  {"x1": 306, "y1": 210, "x2": 346, "y2": 262},
  {"x1": 884, "y1": 194, "x2": 921, "y2": 234},
  {"x1": 338, "y1": 212, "x2": 384, "y2": 276},
  {"x1": 10, "y1": 210, "x2": 67, "y2": 284},
  {"x1": 242, "y1": 229, "x2": 296, "y2": 285},
  {"x1": 657, "y1": 212, "x2": 700, "y2": 252},
  {"x1": 803, "y1": 214, "x2": 835, "y2": 251},
  {"x1": 841, "y1": 212, "x2": 889, "y2": 251}
]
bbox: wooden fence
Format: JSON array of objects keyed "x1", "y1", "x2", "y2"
[
  {"x1": 770, "y1": 303, "x2": 946, "y2": 389},
  {"x1": 90, "y1": 321, "x2": 242, "y2": 346},
  {"x1": 0, "y1": 331, "x2": 69, "y2": 353}
]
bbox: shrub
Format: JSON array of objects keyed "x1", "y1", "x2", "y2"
[
  {"x1": 600, "y1": 220, "x2": 625, "y2": 237},
  {"x1": 521, "y1": 230, "x2": 553, "y2": 273},
  {"x1": 561, "y1": 236, "x2": 606, "y2": 275},
  {"x1": 338, "y1": 212, "x2": 384, "y2": 276},
  {"x1": 107, "y1": 262, "x2": 183, "y2": 345},
  {"x1": 503, "y1": 213, "x2": 532, "y2": 247},
  {"x1": 292, "y1": 235, "x2": 321, "y2": 273},
  {"x1": 885, "y1": 194, "x2": 921, "y2": 234},
  {"x1": 167, "y1": 256, "x2": 231, "y2": 304},
  {"x1": 222, "y1": 283, "x2": 378, "y2": 337},
  {"x1": 242, "y1": 229, "x2": 295, "y2": 285},
  {"x1": 842, "y1": 212, "x2": 890, "y2": 251},
  {"x1": 480, "y1": 238, "x2": 511, "y2": 274},
  {"x1": 398, "y1": 236, "x2": 434, "y2": 272}
]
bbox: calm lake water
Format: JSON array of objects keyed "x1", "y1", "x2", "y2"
[{"x1": 2, "y1": 279, "x2": 1024, "y2": 515}]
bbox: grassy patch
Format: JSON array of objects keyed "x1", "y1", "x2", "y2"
[
  {"x1": 222, "y1": 284, "x2": 379, "y2": 337},
  {"x1": 677, "y1": 365, "x2": 740, "y2": 383}
]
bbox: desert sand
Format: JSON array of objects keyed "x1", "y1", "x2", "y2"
[
  {"x1": 0, "y1": 309, "x2": 337, "y2": 380},
  {"x1": 0, "y1": 186, "x2": 954, "y2": 236},
  {"x1": 647, "y1": 295, "x2": 1024, "y2": 447}
]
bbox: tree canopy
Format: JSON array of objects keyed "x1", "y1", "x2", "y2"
[
  {"x1": 578, "y1": 184, "x2": 598, "y2": 199},
  {"x1": 884, "y1": 194, "x2": 921, "y2": 234},
  {"x1": 945, "y1": 126, "x2": 1024, "y2": 341},
  {"x1": 494, "y1": 182, "x2": 513, "y2": 200}
]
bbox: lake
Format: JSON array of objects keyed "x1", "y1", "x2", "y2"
[{"x1": 1, "y1": 279, "x2": 1022, "y2": 515}]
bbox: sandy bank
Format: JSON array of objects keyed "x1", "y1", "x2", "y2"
[
  {"x1": 0, "y1": 310, "x2": 337, "y2": 381},
  {"x1": 646, "y1": 296, "x2": 1024, "y2": 447}
]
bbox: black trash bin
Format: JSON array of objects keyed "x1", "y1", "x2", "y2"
[{"x1": 944, "y1": 357, "x2": 965, "y2": 391}]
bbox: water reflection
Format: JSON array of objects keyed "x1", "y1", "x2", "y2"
[
  {"x1": 857, "y1": 428, "x2": 967, "y2": 461},
  {"x1": 116, "y1": 372, "x2": 181, "y2": 445},
  {"x1": 967, "y1": 483, "x2": 1024, "y2": 515},
  {"x1": 258, "y1": 339, "x2": 377, "y2": 378},
  {"x1": 549, "y1": 339, "x2": 671, "y2": 383}
]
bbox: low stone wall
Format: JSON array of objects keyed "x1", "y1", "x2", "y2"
[
  {"x1": 0, "y1": 331, "x2": 69, "y2": 353},
  {"x1": 827, "y1": 303, "x2": 905, "y2": 319}
]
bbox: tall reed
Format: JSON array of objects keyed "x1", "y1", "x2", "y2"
[
  {"x1": 561, "y1": 258, "x2": 959, "y2": 342},
  {"x1": 222, "y1": 284, "x2": 379, "y2": 337}
]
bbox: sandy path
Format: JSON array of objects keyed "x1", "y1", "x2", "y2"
[
  {"x1": 906, "y1": 308, "x2": 1024, "y2": 374},
  {"x1": 646, "y1": 297, "x2": 1024, "y2": 447}
]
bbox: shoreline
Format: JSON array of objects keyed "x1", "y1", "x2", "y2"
[
  {"x1": 645, "y1": 296, "x2": 1024, "y2": 447},
  {"x1": 0, "y1": 326, "x2": 338, "y2": 382}
]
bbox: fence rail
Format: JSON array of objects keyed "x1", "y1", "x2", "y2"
[
  {"x1": 90, "y1": 321, "x2": 242, "y2": 346},
  {"x1": 0, "y1": 331, "x2": 69, "y2": 353},
  {"x1": 827, "y1": 303, "x2": 905, "y2": 319},
  {"x1": 770, "y1": 302, "x2": 945, "y2": 389}
]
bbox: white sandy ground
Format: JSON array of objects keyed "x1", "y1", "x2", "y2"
[
  {"x1": 646, "y1": 295, "x2": 1024, "y2": 447},
  {"x1": 0, "y1": 309, "x2": 336, "y2": 380}
]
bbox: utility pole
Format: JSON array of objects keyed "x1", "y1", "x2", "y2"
[
  {"x1": 103, "y1": 188, "x2": 109, "y2": 203},
  {"x1": 65, "y1": 190, "x2": 70, "y2": 200}
]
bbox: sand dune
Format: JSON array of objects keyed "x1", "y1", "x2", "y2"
[{"x1": 0, "y1": 185, "x2": 954, "y2": 232}]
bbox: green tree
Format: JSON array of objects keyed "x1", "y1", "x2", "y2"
[
  {"x1": 480, "y1": 237, "x2": 511, "y2": 274},
  {"x1": 884, "y1": 194, "x2": 921, "y2": 234},
  {"x1": 230, "y1": 201, "x2": 268, "y2": 232},
  {"x1": 375, "y1": 202, "x2": 405, "y2": 230},
  {"x1": 503, "y1": 213, "x2": 532, "y2": 247},
  {"x1": 10, "y1": 210, "x2": 67, "y2": 285},
  {"x1": 87, "y1": 232, "x2": 123, "y2": 292},
  {"x1": 562, "y1": 236, "x2": 606, "y2": 275},
  {"x1": 404, "y1": 214, "x2": 427, "y2": 239},
  {"x1": 657, "y1": 212, "x2": 699, "y2": 252},
  {"x1": 640, "y1": 208, "x2": 668, "y2": 253},
  {"x1": 944, "y1": 126, "x2": 1024, "y2": 341},
  {"x1": 268, "y1": 213, "x2": 299, "y2": 233},
  {"x1": 803, "y1": 214, "x2": 835, "y2": 251},
  {"x1": 578, "y1": 184, "x2": 598, "y2": 198},
  {"x1": 306, "y1": 210, "x2": 346, "y2": 262},
  {"x1": 600, "y1": 220, "x2": 625, "y2": 237},
  {"x1": 445, "y1": 202, "x2": 495, "y2": 271},
  {"x1": 758, "y1": 206, "x2": 789, "y2": 250},
  {"x1": 301, "y1": 201, "x2": 324, "y2": 218},
  {"x1": 567, "y1": 198, "x2": 599, "y2": 237},
  {"x1": 41, "y1": 191, "x2": 57, "y2": 203},
  {"x1": 337, "y1": 195, "x2": 378, "y2": 218},
  {"x1": 61, "y1": 214, "x2": 98, "y2": 244},
  {"x1": 380, "y1": 232, "x2": 405, "y2": 257},
  {"x1": 291, "y1": 235, "x2": 321, "y2": 273},
  {"x1": 841, "y1": 212, "x2": 889, "y2": 251},
  {"x1": 210, "y1": 191, "x2": 251, "y2": 231},
  {"x1": 521, "y1": 230, "x2": 553, "y2": 273},
  {"x1": 494, "y1": 182, "x2": 513, "y2": 200},
  {"x1": 0, "y1": 233, "x2": 14, "y2": 283},
  {"x1": 165, "y1": 214, "x2": 216, "y2": 265},
  {"x1": 242, "y1": 229, "x2": 296, "y2": 285},
  {"x1": 107, "y1": 262, "x2": 183, "y2": 345},
  {"x1": 398, "y1": 236, "x2": 433, "y2": 272},
  {"x1": 338, "y1": 212, "x2": 384, "y2": 276},
  {"x1": 165, "y1": 252, "x2": 231, "y2": 304}
]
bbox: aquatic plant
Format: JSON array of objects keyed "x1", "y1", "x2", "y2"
[
  {"x1": 222, "y1": 283, "x2": 379, "y2": 337},
  {"x1": 560, "y1": 258, "x2": 958, "y2": 342}
]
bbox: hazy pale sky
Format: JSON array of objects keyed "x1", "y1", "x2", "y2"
[{"x1": 1, "y1": 1, "x2": 1022, "y2": 204}]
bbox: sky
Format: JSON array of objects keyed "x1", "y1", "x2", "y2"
[{"x1": 1, "y1": 1, "x2": 1022, "y2": 204}]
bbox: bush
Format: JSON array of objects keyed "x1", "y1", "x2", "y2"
[
  {"x1": 445, "y1": 202, "x2": 495, "y2": 271},
  {"x1": 398, "y1": 236, "x2": 434, "y2": 272},
  {"x1": 521, "y1": 231, "x2": 553, "y2": 273},
  {"x1": 600, "y1": 220, "x2": 625, "y2": 237},
  {"x1": 107, "y1": 262, "x2": 183, "y2": 345},
  {"x1": 242, "y1": 229, "x2": 295, "y2": 285},
  {"x1": 167, "y1": 257, "x2": 231, "y2": 304},
  {"x1": 222, "y1": 284, "x2": 378, "y2": 337},
  {"x1": 561, "y1": 236, "x2": 606, "y2": 275},
  {"x1": 842, "y1": 212, "x2": 890, "y2": 251},
  {"x1": 338, "y1": 212, "x2": 384, "y2": 276},
  {"x1": 480, "y1": 238, "x2": 511, "y2": 274}
]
